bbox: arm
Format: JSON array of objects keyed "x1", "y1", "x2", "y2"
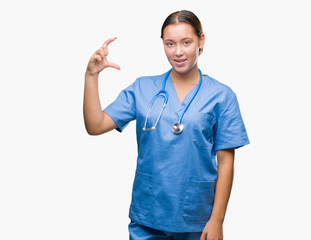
[
  {"x1": 200, "y1": 148, "x2": 235, "y2": 240},
  {"x1": 83, "y1": 38, "x2": 120, "y2": 135}
]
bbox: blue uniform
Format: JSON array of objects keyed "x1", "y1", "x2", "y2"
[{"x1": 104, "y1": 71, "x2": 249, "y2": 233}]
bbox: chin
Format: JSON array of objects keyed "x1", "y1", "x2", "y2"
[{"x1": 172, "y1": 65, "x2": 194, "y2": 75}]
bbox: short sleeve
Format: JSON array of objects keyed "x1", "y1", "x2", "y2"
[
  {"x1": 214, "y1": 94, "x2": 250, "y2": 151},
  {"x1": 103, "y1": 81, "x2": 136, "y2": 132}
]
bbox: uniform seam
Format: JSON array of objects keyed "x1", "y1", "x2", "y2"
[{"x1": 218, "y1": 94, "x2": 236, "y2": 119}]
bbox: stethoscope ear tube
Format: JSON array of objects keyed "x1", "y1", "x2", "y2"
[{"x1": 143, "y1": 100, "x2": 167, "y2": 131}]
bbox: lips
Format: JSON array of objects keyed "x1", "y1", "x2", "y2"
[
  {"x1": 174, "y1": 59, "x2": 186, "y2": 66},
  {"x1": 175, "y1": 59, "x2": 186, "y2": 63}
]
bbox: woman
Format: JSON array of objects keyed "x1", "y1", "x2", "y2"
[{"x1": 84, "y1": 10, "x2": 249, "y2": 240}]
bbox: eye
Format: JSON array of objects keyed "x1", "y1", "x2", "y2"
[
  {"x1": 166, "y1": 42, "x2": 174, "y2": 47},
  {"x1": 184, "y1": 40, "x2": 191, "y2": 45}
]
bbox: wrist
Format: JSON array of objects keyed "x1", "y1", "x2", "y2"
[
  {"x1": 209, "y1": 215, "x2": 224, "y2": 224},
  {"x1": 85, "y1": 71, "x2": 99, "y2": 81}
]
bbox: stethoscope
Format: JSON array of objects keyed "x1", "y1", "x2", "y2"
[{"x1": 143, "y1": 68, "x2": 203, "y2": 135}]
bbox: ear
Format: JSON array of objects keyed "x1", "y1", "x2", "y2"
[{"x1": 199, "y1": 33, "x2": 205, "y2": 49}]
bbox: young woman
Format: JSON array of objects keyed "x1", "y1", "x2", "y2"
[{"x1": 83, "y1": 10, "x2": 249, "y2": 240}]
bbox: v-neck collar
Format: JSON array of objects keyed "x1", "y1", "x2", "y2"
[{"x1": 167, "y1": 75, "x2": 201, "y2": 112}]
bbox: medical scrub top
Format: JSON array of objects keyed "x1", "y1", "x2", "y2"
[{"x1": 103, "y1": 71, "x2": 250, "y2": 232}]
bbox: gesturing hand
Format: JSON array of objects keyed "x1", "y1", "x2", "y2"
[{"x1": 86, "y1": 37, "x2": 121, "y2": 76}]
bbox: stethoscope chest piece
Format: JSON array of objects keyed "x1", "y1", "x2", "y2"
[{"x1": 172, "y1": 122, "x2": 184, "y2": 135}]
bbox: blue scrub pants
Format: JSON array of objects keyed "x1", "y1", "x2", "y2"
[{"x1": 129, "y1": 221, "x2": 202, "y2": 240}]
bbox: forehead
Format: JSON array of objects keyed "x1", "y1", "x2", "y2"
[{"x1": 162, "y1": 22, "x2": 197, "y2": 40}]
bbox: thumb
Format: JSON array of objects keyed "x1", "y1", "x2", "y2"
[{"x1": 107, "y1": 62, "x2": 121, "y2": 70}]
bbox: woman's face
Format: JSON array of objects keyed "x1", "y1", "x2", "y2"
[{"x1": 162, "y1": 22, "x2": 205, "y2": 75}]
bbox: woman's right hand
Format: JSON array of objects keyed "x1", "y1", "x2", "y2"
[{"x1": 86, "y1": 37, "x2": 120, "y2": 76}]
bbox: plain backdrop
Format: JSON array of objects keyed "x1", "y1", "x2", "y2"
[{"x1": 1, "y1": 0, "x2": 310, "y2": 239}]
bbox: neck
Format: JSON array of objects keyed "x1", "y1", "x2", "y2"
[{"x1": 170, "y1": 66, "x2": 200, "y2": 84}]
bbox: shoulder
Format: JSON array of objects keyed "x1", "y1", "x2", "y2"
[
  {"x1": 201, "y1": 73, "x2": 240, "y2": 118},
  {"x1": 135, "y1": 72, "x2": 166, "y2": 82},
  {"x1": 134, "y1": 72, "x2": 167, "y2": 88},
  {"x1": 203, "y1": 74, "x2": 237, "y2": 101},
  {"x1": 121, "y1": 73, "x2": 164, "y2": 92}
]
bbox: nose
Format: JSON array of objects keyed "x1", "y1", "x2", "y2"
[{"x1": 175, "y1": 44, "x2": 183, "y2": 57}]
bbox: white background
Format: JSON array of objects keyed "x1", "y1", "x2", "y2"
[{"x1": 1, "y1": 0, "x2": 310, "y2": 239}]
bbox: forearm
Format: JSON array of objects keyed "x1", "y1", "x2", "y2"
[
  {"x1": 210, "y1": 149, "x2": 235, "y2": 223},
  {"x1": 83, "y1": 72, "x2": 105, "y2": 135}
]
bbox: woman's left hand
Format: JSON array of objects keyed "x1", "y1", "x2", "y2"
[{"x1": 200, "y1": 218, "x2": 223, "y2": 240}]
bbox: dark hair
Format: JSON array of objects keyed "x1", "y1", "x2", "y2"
[{"x1": 161, "y1": 10, "x2": 204, "y2": 54}]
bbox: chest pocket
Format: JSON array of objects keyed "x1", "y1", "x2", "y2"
[{"x1": 192, "y1": 112, "x2": 216, "y2": 147}]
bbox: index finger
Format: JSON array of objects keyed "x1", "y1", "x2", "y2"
[{"x1": 103, "y1": 37, "x2": 117, "y2": 47}]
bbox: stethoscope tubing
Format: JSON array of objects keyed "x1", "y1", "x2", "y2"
[
  {"x1": 178, "y1": 69, "x2": 202, "y2": 124},
  {"x1": 143, "y1": 68, "x2": 203, "y2": 133}
]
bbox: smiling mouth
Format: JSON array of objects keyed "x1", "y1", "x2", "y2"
[{"x1": 174, "y1": 59, "x2": 186, "y2": 64}]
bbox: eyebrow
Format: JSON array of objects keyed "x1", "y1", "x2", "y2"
[{"x1": 163, "y1": 37, "x2": 193, "y2": 41}]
